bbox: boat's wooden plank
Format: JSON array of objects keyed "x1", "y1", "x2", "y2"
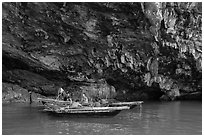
[
  {"x1": 63, "y1": 106, "x2": 129, "y2": 111},
  {"x1": 44, "y1": 107, "x2": 116, "y2": 113},
  {"x1": 111, "y1": 101, "x2": 143, "y2": 105},
  {"x1": 44, "y1": 108, "x2": 113, "y2": 113},
  {"x1": 56, "y1": 109, "x2": 114, "y2": 113},
  {"x1": 45, "y1": 104, "x2": 129, "y2": 111}
]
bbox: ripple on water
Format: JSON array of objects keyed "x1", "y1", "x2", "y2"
[{"x1": 2, "y1": 101, "x2": 202, "y2": 135}]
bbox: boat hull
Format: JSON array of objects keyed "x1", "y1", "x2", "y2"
[
  {"x1": 43, "y1": 104, "x2": 129, "y2": 117},
  {"x1": 45, "y1": 110, "x2": 121, "y2": 117}
]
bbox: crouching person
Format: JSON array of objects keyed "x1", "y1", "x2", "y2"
[
  {"x1": 69, "y1": 99, "x2": 82, "y2": 108},
  {"x1": 81, "y1": 93, "x2": 89, "y2": 106}
]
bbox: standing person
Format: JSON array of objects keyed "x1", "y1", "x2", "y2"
[
  {"x1": 28, "y1": 90, "x2": 32, "y2": 104},
  {"x1": 57, "y1": 87, "x2": 66, "y2": 100},
  {"x1": 57, "y1": 87, "x2": 73, "y2": 104}
]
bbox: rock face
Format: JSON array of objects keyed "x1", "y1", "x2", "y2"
[
  {"x1": 2, "y1": 82, "x2": 43, "y2": 103},
  {"x1": 2, "y1": 2, "x2": 202, "y2": 102}
]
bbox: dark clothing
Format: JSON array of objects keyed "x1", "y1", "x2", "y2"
[{"x1": 63, "y1": 96, "x2": 67, "y2": 101}]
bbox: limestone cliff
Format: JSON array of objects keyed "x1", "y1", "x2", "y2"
[{"x1": 2, "y1": 2, "x2": 202, "y2": 102}]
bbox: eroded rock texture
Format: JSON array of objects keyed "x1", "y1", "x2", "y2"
[{"x1": 2, "y1": 2, "x2": 202, "y2": 102}]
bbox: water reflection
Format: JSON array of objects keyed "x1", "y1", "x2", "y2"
[
  {"x1": 2, "y1": 101, "x2": 202, "y2": 135},
  {"x1": 133, "y1": 101, "x2": 202, "y2": 135}
]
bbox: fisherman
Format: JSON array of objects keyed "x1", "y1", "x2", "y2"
[
  {"x1": 88, "y1": 98, "x2": 94, "y2": 107},
  {"x1": 81, "y1": 93, "x2": 89, "y2": 106},
  {"x1": 57, "y1": 87, "x2": 72, "y2": 102},
  {"x1": 57, "y1": 87, "x2": 65, "y2": 100},
  {"x1": 101, "y1": 98, "x2": 109, "y2": 107},
  {"x1": 94, "y1": 97, "x2": 101, "y2": 107},
  {"x1": 69, "y1": 99, "x2": 82, "y2": 108},
  {"x1": 94, "y1": 101, "x2": 101, "y2": 107}
]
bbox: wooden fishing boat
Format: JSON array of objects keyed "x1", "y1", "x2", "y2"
[
  {"x1": 110, "y1": 101, "x2": 143, "y2": 109},
  {"x1": 43, "y1": 103, "x2": 130, "y2": 117}
]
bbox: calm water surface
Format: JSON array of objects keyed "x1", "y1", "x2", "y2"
[{"x1": 2, "y1": 101, "x2": 202, "y2": 135}]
